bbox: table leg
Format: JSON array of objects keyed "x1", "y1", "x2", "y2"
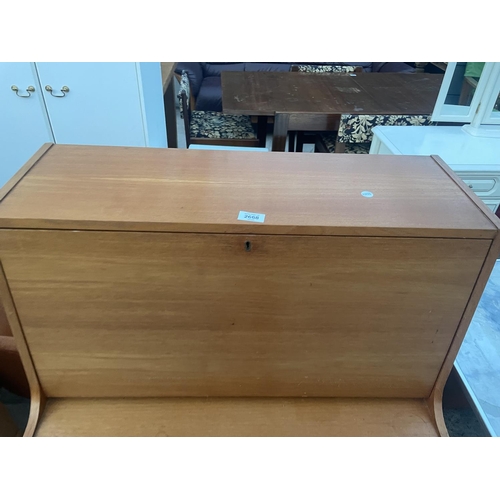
[
  {"x1": 414, "y1": 62, "x2": 428, "y2": 73},
  {"x1": 335, "y1": 142, "x2": 346, "y2": 154},
  {"x1": 272, "y1": 114, "x2": 289, "y2": 152},
  {"x1": 164, "y1": 77, "x2": 178, "y2": 148},
  {"x1": 257, "y1": 116, "x2": 268, "y2": 148}
]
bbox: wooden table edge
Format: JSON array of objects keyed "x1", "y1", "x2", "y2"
[
  {"x1": 161, "y1": 62, "x2": 177, "y2": 94},
  {"x1": 0, "y1": 143, "x2": 53, "y2": 204}
]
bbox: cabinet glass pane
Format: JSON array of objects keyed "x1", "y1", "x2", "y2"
[
  {"x1": 484, "y1": 89, "x2": 500, "y2": 124},
  {"x1": 494, "y1": 92, "x2": 500, "y2": 112},
  {"x1": 444, "y1": 63, "x2": 474, "y2": 106},
  {"x1": 431, "y1": 62, "x2": 492, "y2": 123},
  {"x1": 479, "y1": 66, "x2": 500, "y2": 126}
]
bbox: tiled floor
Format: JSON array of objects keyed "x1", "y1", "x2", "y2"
[{"x1": 455, "y1": 259, "x2": 500, "y2": 436}]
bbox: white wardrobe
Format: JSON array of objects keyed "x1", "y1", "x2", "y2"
[{"x1": 0, "y1": 62, "x2": 167, "y2": 188}]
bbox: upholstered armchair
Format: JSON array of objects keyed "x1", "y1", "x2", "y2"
[{"x1": 177, "y1": 71, "x2": 258, "y2": 148}]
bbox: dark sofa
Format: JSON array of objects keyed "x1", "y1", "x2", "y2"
[{"x1": 175, "y1": 62, "x2": 416, "y2": 112}]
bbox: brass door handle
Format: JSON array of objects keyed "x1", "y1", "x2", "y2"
[
  {"x1": 45, "y1": 85, "x2": 69, "y2": 97},
  {"x1": 11, "y1": 85, "x2": 35, "y2": 97}
]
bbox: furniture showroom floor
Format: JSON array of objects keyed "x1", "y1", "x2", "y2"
[{"x1": 454, "y1": 260, "x2": 500, "y2": 436}]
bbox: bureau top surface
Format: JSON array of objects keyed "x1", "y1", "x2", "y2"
[{"x1": 0, "y1": 144, "x2": 497, "y2": 237}]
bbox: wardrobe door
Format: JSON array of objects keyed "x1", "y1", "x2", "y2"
[
  {"x1": 0, "y1": 63, "x2": 54, "y2": 188},
  {"x1": 36, "y1": 63, "x2": 147, "y2": 147}
]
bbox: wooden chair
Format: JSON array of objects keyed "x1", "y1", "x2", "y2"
[
  {"x1": 177, "y1": 71, "x2": 259, "y2": 148},
  {"x1": 316, "y1": 114, "x2": 433, "y2": 154},
  {"x1": 272, "y1": 113, "x2": 339, "y2": 152}
]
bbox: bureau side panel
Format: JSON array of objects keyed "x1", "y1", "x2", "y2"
[{"x1": 0, "y1": 230, "x2": 488, "y2": 398}]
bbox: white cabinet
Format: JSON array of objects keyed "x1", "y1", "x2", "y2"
[
  {"x1": 1, "y1": 62, "x2": 166, "y2": 188},
  {"x1": 431, "y1": 62, "x2": 500, "y2": 136},
  {"x1": 370, "y1": 125, "x2": 500, "y2": 213},
  {"x1": 0, "y1": 63, "x2": 54, "y2": 188}
]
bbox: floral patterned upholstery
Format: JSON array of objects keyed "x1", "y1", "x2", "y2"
[
  {"x1": 337, "y1": 114, "x2": 432, "y2": 143},
  {"x1": 190, "y1": 111, "x2": 257, "y2": 140},
  {"x1": 177, "y1": 71, "x2": 191, "y2": 119},
  {"x1": 294, "y1": 64, "x2": 359, "y2": 73},
  {"x1": 319, "y1": 114, "x2": 433, "y2": 154},
  {"x1": 178, "y1": 71, "x2": 256, "y2": 142}
]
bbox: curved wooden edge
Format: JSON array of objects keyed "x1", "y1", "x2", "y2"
[
  {"x1": 427, "y1": 387, "x2": 449, "y2": 437},
  {"x1": 426, "y1": 159, "x2": 500, "y2": 436},
  {"x1": 0, "y1": 262, "x2": 44, "y2": 437},
  {"x1": 0, "y1": 143, "x2": 53, "y2": 203},
  {"x1": 430, "y1": 233, "x2": 500, "y2": 402},
  {"x1": 24, "y1": 387, "x2": 45, "y2": 437}
]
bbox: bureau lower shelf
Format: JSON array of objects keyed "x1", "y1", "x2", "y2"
[{"x1": 35, "y1": 397, "x2": 441, "y2": 437}]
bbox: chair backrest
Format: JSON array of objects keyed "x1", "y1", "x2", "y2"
[
  {"x1": 177, "y1": 71, "x2": 191, "y2": 117},
  {"x1": 291, "y1": 64, "x2": 363, "y2": 73},
  {"x1": 337, "y1": 114, "x2": 433, "y2": 144},
  {"x1": 272, "y1": 112, "x2": 339, "y2": 151},
  {"x1": 177, "y1": 71, "x2": 192, "y2": 147}
]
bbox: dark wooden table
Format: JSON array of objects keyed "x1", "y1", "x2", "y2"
[
  {"x1": 161, "y1": 62, "x2": 178, "y2": 148},
  {"x1": 221, "y1": 72, "x2": 443, "y2": 149}
]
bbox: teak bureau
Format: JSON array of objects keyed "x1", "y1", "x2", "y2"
[{"x1": 1, "y1": 144, "x2": 499, "y2": 437}]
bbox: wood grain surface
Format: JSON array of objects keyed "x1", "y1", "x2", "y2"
[
  {"x1": 222, "y1": 72, "x2": 443, "y2": 116},
  {"x1": 161, "y1": 62, "x2": 178, "y2": 148},
  {"x1": 160, "y1": 62, "x2": 177, "y2": 94},
  {"x1": 0, "y1": 145, "x2": 495, "y2": 238},
  {"x1": 427, "y1": 156, "x2": 500, "y2": 423},
  {"x1": 35, "y1": 397, "x2": 440, "y2": 437},
  {"x1": 1, "y1": 144, "x2": 497, "y2": 437},
  {"x1": 0, "y1": 229, "x2": 489, "y2": 398},
  {"x1": 0, "y1": 143, "x2": 52, "y2": 202}
]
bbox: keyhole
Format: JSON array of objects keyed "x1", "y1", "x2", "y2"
[{"x1": 245, "y1": 241, "x2": 252, "y2": 252}]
